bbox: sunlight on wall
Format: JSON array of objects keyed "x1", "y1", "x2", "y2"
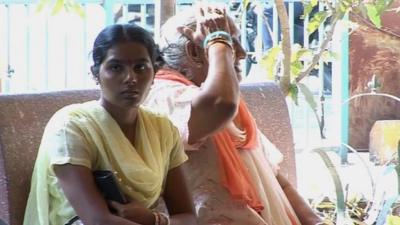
[{"x1": 1, "y1": 4, "x2": 105, "y2": 93}]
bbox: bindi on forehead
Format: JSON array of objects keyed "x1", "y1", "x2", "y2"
[
  {"x1": 106, "y1": 44, "x2": 150, "y2": 59},
  {"x1": 104, "y1": 57, "x2": 149, "y2": 66}
]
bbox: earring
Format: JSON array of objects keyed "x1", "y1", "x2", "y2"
[{"x1": 92, "y1": 75, "x2": 100, "y2": 85}]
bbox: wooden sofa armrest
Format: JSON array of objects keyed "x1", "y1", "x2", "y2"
[{"x1": 0, "y1": 89, "x2": 100, "y2": 225}]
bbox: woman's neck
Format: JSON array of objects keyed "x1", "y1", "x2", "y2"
[{"x1": 99, "y1": 99, "x2": 138, "y2": 143}]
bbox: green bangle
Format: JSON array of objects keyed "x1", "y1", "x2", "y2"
[{"x1": 203, "y1": 31, "x2": 233, "y2": 49}]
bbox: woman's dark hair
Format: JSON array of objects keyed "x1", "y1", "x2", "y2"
[{"x1": 91, "y1": 23, "x2": 163, "y2": 76}]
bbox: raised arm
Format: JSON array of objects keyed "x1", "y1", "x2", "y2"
[{"x1": 178, "y1": 5, "x2": 240, "y2": 144}]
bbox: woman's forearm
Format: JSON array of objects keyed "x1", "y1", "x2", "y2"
[
  {"x1": 277, "y1": 173, "x2": 322, "y2": 225},
  {"x1": 195, "y1": 43, "x2": 239, "y2": 120},
  {"x1": 171, "y1": 213, "x2": 197, "y2": 225},
  {"x1": 188, "y1": 43, "x2": 240, "y2": 143},
  {"x1": 202, "y1": 43, "x2": 239, "y2": 105},
  {"x1": 283, "y1": 184, "x2": 322, "y2": 225},
  {"x1": 90, "y1": 214, "x2": 141, "y2": 225}
]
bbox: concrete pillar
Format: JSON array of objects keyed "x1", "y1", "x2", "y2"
[{"x1": 154, "y1": 0, "x2": 175, "y2": 42}]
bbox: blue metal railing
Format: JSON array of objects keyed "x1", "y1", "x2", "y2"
[
  {"x1": 1, "y1": 0, "x2": 323, "y2": 93},
  {"x1": 0, "y1": 0, "x2": 347, "y2": 153}
]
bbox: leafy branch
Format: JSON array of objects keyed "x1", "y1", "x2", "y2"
[
  {"x1": 256, "y1": 0, "x2": 396, "y2": 139},
  {"x1": 36, "y1": 0, "x2": 85, "y2": 17}
]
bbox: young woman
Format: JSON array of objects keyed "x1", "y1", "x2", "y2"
[{"x1": 23, "y1": 24, "x2": 196, "y2": 225}]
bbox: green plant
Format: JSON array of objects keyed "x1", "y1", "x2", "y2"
[
  {"x1": 36, "y1": 0, "x2": 84, "y2": 17},
  {"x1": 261, "y1": 0, "x2": 395, "y2": 96},
  {"x1": 310, "y1": 140, "x2": 400, "y2": 224},
  {"x1": 245, "y1": 0, "x2": 397, "y2": 138}
]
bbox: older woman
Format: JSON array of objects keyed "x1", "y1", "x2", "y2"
[{"x1": 144, "y1": 4, "x2": 322, "y2": 225}]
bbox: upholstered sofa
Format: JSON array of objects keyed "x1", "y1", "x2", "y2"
[{"x1": 0, "y1": 82, "x2": 296, "y2": 225}]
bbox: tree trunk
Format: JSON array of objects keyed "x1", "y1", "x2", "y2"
[{"x1": 275, "y1": 0, "x2": 292, "y2": 96}]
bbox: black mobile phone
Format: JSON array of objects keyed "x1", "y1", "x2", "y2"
[{"x1": 93, "y1": 170, "x2": 128, "y2": 204}]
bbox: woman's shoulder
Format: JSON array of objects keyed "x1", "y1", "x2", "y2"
[
  {"x1": 47, "y1": 100, "x2": 97, "y2": 127},
  {"x1": 140, "y1": 106, "x2": 170, "y2": 121},
  {"x1": 139, "y1": 106, "x2": 177, "y2": 130}
]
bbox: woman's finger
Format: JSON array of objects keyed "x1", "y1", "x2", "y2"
[
  {"x1": 207, "y1": 5, "x2": 230, "y2": 33},
  {"x1": 195, "y1": 4, "x2": 208, "y2": 39},
  {"x1": 198, "y1": 3, "x2": 205, "y2": 17},
  {"x1": 177, "y1": 26, "x2": 195, "y2": 41},
  {"x1": 195, "y1": 3, "x2": 205, "y2": 27},
  {"x1": 189, "y1": 3, "x2": 233, "y2": 46},
  {"x1": 203, "y1": 6, "x2": 219, "y2": 32},
  {"x1": 108, "y1": 200, "x2": 123, "y2": 210},
  {"x1": 214, "y1": 6, "x2": 229, "y2": 32}
]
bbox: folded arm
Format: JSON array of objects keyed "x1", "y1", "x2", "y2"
[{"x1": 54, "y1": 164, "x2": 141, "y2": 225}]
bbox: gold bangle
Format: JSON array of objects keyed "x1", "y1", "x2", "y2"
[
  {"x1": 205, "y1": 38, "x2": 235, "y2": 61},
  {"x1": 203, "y1": 31, "x2": 233, "y2": 49},
  {"x1": 206, "y1": 37, "x2": 233, "y2": 50}
]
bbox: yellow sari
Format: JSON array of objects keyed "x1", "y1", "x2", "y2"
[{"x1": 23, "y1": 101, "x2": 187, "y2": 225}]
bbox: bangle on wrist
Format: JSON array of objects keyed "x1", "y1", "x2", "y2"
[
  {"x1": 152, "y1": 211, "x2": 160, "y2": 225},
  {"x1": 158, "y1": 212, "x2": 170, "y2": 225},
  {"x1": 206, "y1": 38, "x2": 233, "y2": 50},
  {"x1": 205, "y1": 38, "x2": 235, "y2": 61},
  {"x1": 203, "y1": 31, "x2": 233, "y2": 49},
  {"x1": 152, "y1": 211, "x2": 170, "y2": 225}
]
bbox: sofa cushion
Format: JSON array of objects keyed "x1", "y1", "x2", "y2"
[{"x1": 0, "y1": 82, "x2": 295, "y2": 225}]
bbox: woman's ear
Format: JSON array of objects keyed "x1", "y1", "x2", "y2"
[
  {"x1": 185, "y1": 41, "x2": 204, "y2": 67},
  {"x1": 90, "y1": 66, "x2": 100, "y2": 85},
  {"x1": 90, "y1": 66, "x2": 98, "y2": 76}
]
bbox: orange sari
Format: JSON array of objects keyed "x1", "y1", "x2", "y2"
[{"x1": 156, "y1": 68, "x2": 263, "y2": 211}]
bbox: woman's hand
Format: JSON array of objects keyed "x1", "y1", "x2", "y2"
[
  {"x1": 178, "y1": 3, "x2": 230, "y2": 47},
  {"x1": 277, "y1": 172, "x2": 322, "y2": 225},
  {"x1": 109, "y1": 200, "x2": 155, "y2": 225}
]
